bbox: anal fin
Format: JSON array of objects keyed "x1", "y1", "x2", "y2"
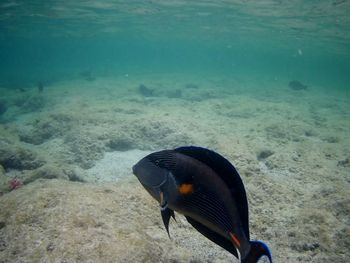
[{"x1": 185, "y1": 216, "x2": 238, "y2": 259}]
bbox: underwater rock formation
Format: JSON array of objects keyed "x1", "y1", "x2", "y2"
[
  {"x1": 0, "y1": 165, "x2": 7, "y2": 194},
  {"x1": 19, "y1": 114, "x2": 73, "y2": 145},
  {"x1": 19, "y1": 122, "x2": 57, "y2": 145},
  {"x1": 0, "y1": 141, "x2": 44, "y2": 171},
  {"x1": 337, "y1": 158, "x2": 350, "y2": 167},
  {"x1": 64, "y1": 132, "x2": 105, "y2": 169},
  {"x1": 24, "y1": 164, "x2": 68, "y2": 184},
  {"x1": 128, "y1": 120, "x2": 194, "y2": 150}
]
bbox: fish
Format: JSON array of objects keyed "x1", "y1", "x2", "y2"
[
  {"x1": 132, "y1": 146, "x2": 273, "y2": 263},
  {"x1": 288, "y1": 80, "x2": 307, "y2": 90},
  {"x1": 37, "y1": 81, "x2": 44, "y2": 93},
  {"x1": 138, "y1": 84, "x2": 154, "y2": 97}
]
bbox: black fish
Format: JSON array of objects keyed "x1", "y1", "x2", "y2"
[
  {"x1": 37, "y1": 81, "x2": 44, "y2": 93},
  {"x1": 138, "y1": 84, "x2": 154, "y2": 97},
  {"x1": 132, "y1": 146, "x2": 273, "y2": 263},
  {"x1": 288, "y1": 80, "x2": 307, "y2": 90}
]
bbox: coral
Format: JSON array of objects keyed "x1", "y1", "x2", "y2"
[{"x1": 9, "y1": 178, "x2": 22, "y2": 190}]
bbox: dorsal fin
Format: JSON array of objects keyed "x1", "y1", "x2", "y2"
[{"x1": 175, "y1": 146, "x2": 250, "y2": 239}]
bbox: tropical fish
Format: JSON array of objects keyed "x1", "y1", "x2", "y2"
[
  {"x1": 288, "y1": 80, "x2": 307, "y2": 90},
  {"x1": 138, "y1": 84, "x2": 154, "y2": 97},
  {"x1": 132, "y1": 146, "x2": 273, "y2": 263}
]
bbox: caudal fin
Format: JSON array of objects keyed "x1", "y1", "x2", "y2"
[{"x1": 242, "y1": 240, "x2": 273, "y2": 263}]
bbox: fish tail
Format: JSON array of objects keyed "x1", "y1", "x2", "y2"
[{"x1": 242, "y1": 240, "x2": 273, "y2": 263}]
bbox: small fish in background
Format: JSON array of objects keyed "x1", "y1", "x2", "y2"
[
  {"x1": 185, "y1": 83, "x2": 199, "y2": 89},
  {"x1": 138, "y1": 84, "x2": 154, "y2": 97},
  {"x1": 167, "y1": 89, "x2": 182, "y2": 98},
  {"x1": 288, "y1": 80, "x2": 307, "y2": 90},
  {"x1": 37, "y1": 81, "x2": 44, "y2": 93},
  {"x1": 0, "y1": 100, "x2": 7, "y2": 116},
  {"x1": 133, "y1": 146, "x2": 273, "y2": 263},
  {"x1": 80, "y1": 70, "x2": 96, "y2": 81}
]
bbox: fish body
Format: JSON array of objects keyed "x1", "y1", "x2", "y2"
[
  {"x1": 288, "y1": 80, "x2": 307, "y2": 90},
  {"x1": 132, "y1": 146, "x2": 273, "y2": 263}
]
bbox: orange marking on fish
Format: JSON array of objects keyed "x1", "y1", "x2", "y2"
[
  {"x1": 179, "y1": 183, "x2": 194, "y2": 194},
  {"x1": 229, "y1": 232, "x2": 241, "y2": 248}
]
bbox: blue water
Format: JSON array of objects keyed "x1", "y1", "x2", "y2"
[
  {"x1": 1, "y1": 1, "x2": 349, "y2": 89},
  {"x1": 1, "y1": 2, "x2": 350, "y2": 262}
]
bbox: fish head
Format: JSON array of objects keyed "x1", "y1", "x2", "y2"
[
  {"x1": 132, "y1": 155, "x2": 169, "y2": 185},
  {"x1": 132, "y1": 155, "x2": 174, "y2": 205}
]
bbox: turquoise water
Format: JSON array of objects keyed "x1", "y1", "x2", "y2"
[
  {"x1": 1, "y1": 1, "x2": 350, "y2": 89},
  {"x1": 0, "y1": 1, "x2": 350, "y2": 263}
]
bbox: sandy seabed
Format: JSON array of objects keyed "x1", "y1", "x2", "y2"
[{"x1": 0, "y1": 72, "x2": 349, "y2": 262}]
